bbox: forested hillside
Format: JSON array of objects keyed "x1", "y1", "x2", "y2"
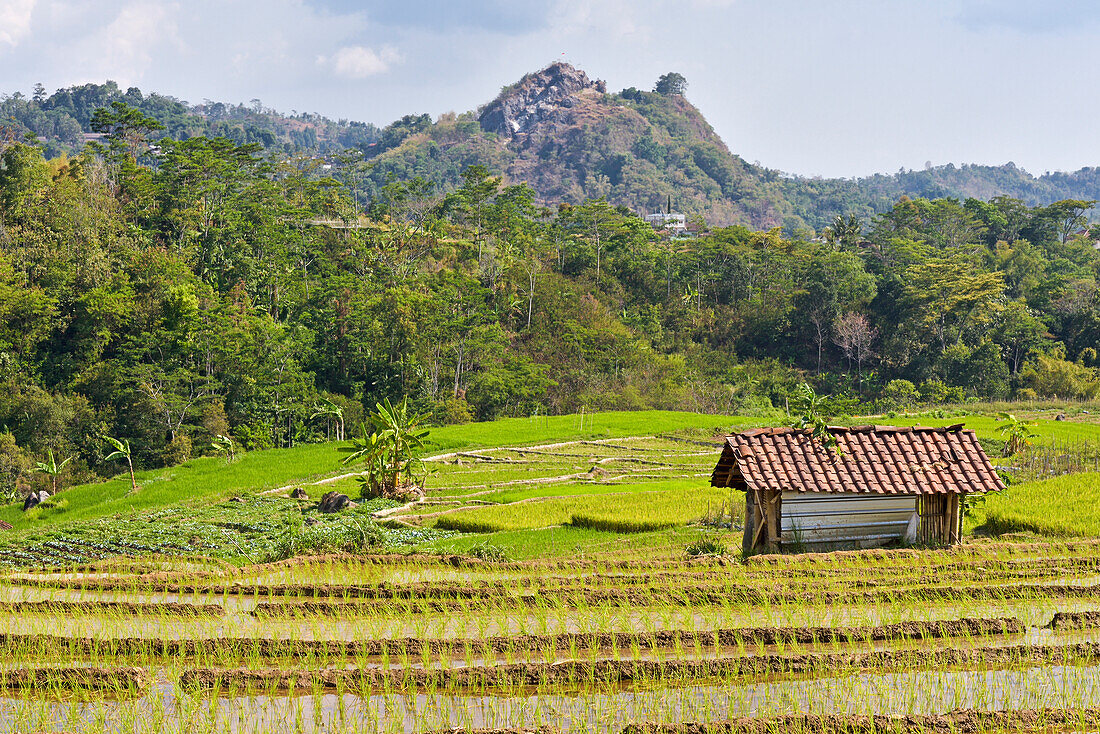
[
  {"x1": 8, "y1": 66, "x2": 1100, "y2": 231},
  {"x1": 0, "y1": 80, "x2": 379, "y2": 158},
  {"x1": 2, "y1": 92, "x2": 1100, "y2": 502}
]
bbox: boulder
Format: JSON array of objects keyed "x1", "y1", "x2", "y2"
[
  {"x1": 290, "y1": 487, "x2": 309, "y2": 500},
  {"x1": 22, "y1": 491, "x2": 49, "y2": 512},
  {"x1": 318, "y1": 491, "x2": 351, "y2": 513}
]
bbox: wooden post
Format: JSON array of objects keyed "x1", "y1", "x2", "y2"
[
  {"x1": 742, "y1": 490, "x2": 756, "y2": 556},
  {"x1": 945, "y1": 494, "x2": 961, "y2": 545},
  {"x1": 751, "y1": 489, "x2": 766, "y2": 551},
  {"x1": 765, "y1": 490, "x2": 780, "y2": 553}
]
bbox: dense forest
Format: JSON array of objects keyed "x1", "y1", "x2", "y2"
[
  {"x1": 3, "y1": 86, "x2": 1100, "y2": 499},
  {"x1": 0, "y1": 80, "x2": 380, "y2": 159}
]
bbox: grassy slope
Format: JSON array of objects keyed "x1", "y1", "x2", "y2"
[
  {"x1": 432, "y1": 480, "x2": 738, "y2": 533},
  {"x1": 874, "y1": 414, "x2": 1100, "y2": 444},
  {"x1": 0, "y1": 411, "x2": 743, "y2": 532},
  {"x1": 976, "y1": 472, "x2": 1100, "y2": 537}
]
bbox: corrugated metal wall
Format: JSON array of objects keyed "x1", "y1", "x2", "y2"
[{"x1": 780, "y1": 492, "x2": 918, "y2": 550}]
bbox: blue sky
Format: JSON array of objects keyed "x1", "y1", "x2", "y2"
[{"x1": 0, "y1": 0, "x2": 1095, "y2": 178}]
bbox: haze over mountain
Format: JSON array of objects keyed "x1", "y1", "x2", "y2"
[{"x1": 5, "y1": 62, "x2": 1100, "y2": 230}]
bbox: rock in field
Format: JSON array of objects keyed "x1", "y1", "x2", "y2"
[
  {"x1": 22, "y1": 491, "x2": 49, "y2": 512},
  {"x1": 318, "y1": 491, "x2": 351, "y2": 513}
]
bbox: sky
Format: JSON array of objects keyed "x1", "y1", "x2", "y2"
[{"x1": 0, "y1": 0, "x2": 1097, "y2": 179}]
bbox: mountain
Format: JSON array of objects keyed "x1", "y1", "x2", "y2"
[
  {"x1": 7, "y1": 67, "x2": 1100, "y2": 230},
  {"x1": 355, "y1": 63, "x2": 1100, "y2": 230},
  {"x1": 359, "y1": 63, "x2": 792, "y2": 227}
]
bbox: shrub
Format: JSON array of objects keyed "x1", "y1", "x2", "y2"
[
  {"x1": 162, "y1": 435, "x2": 192, "y2": 466},
  {"x1": 882, "y1": 379, "x2": 919, "y2": 408},
  {"x1": 919, "y1": 379, "x2": 965, "y2": 405},
  {"x1": 433, "y1": 397, "x2": 473, "y2": 425},
  {"x1": 686, "y1": 535, "x2": 727, "y2": 556}
]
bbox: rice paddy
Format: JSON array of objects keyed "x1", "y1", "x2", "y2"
[{"x1": 4, "y1": 409, "x2": 1100, "y2": 732}]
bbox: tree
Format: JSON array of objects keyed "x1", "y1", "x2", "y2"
[
  {"x1": 654, "y1": 72, "x2": 688, "y2": 96},
  {"x1": 833, "y1": 312, "x2": 877, "y2": 394},
  {"x1": 34, "y1": 450, "x2": 71, "y2": 495},
  {"x1": 103, "y1": 436, "x2": 137, "y2": 493},
  {"x1": 901, "y1": 256, "x2": 1005, "y2": 356},
  {"x1": 340, "y1": 397, "x2": 429, "y2": 499},
  {"x1": 824, "y1": 214, "x2": 862, "y2": 249},
  {"x1": 797, "y1": 249, "x2": 875, "y2": 372},
  {"x1": 453, "y1": 165, "x2": 501, "y2": 264},
  {"x1": 89, "y1": 100, "x2": 165, "y2": 162}
]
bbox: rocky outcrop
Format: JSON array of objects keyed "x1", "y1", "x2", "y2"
[{"x1": 479, "y1": 63, "x2": 606, "y2": 139}]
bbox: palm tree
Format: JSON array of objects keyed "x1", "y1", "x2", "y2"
[
  {"x1": 34, "y1": 450, "x2": 72, "y2": 495},
  {"x1": 104, "y1": 436, "x2": 137, "y2": 492}
]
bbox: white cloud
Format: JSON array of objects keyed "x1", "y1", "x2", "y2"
[
  {"x1": 0, "y1": 0, "x2": 36, "y2": 48},
  {"x1": 325, "y1": 44, "x2": 401, "y2": 78},
  {"x1": 90, "y1": 2, "x2": 177, "y2": 85}
]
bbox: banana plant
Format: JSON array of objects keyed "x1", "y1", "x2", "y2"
[
  {"x1": 998, "y1": 412, "x2": 1038, "y2": 456},
  {"x1": 210, "y1": 434, "x2": 236, "y2": 464},
  {"x1": 104, "y1": 436, "x2": 137, "y2": 493},
  {"x1": 34, "y1": 450, "x2": 72, "y2": 495},
  {"x1": 340, "y1": 397, "x2": 429, "y2": 497},
  {"x1": 310, "y1": 398, "x2": 345, "y2": 441}
]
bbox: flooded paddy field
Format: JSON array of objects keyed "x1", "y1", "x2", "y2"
[{"x1": 6, "y1": 541, "x2": 1100, "y2": 732}]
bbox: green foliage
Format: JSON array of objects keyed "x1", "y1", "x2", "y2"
[
  {"x1": 654, "y1": 72, "x2": 688, "y2": 96},
  {"x1": 882, "y1": 379, "x2": 920, "y2": 409},
  {"x1": 341, "y1": 398, "x2": 430, "y2": 498},
  {"x1": 996, "y1": 412, "x2": 1038, "y2": 456},
  {"x1": 789, "y1": 383, "x2": 841, "y2": 454},
  {"x1": 5, "y1": 73, "x2": 1100, "y2": 501}
]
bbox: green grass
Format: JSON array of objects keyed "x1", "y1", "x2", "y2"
[
  {"x1": 881, "y1": 414, "x2": 1100, "y2": 445},
  {"x1": 1, "y1": 411, "x2": 743, "y2": 534},
  {"x1": 977, "y1": 472, "x2": 1100, "y2": 537},
  {"x1": 421, "y1": 524, "x2": 737, "y2": 560},
  {"x1": 432, "y1": 482, "x2": 738, "y2": 534}
]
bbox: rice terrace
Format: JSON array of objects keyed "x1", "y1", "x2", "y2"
[
  {"x1": 2, "y1": 407, "x2": 1100, "y2": 733},
  {"x1": 10, "y1": 2, "x2": 1100, "y2": 733}
]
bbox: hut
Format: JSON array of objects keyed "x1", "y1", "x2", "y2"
[{"x1": 710, "y1": 425, "x2": 1005, "y2": 554}]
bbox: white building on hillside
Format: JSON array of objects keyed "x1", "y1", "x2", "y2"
[{"x1": 645, "y1": 212, "x2": 687, "y2": 232}]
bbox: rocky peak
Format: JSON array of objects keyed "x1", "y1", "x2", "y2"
[{"x1": 479, "y1": 63, "x2": 607, "y2": 138}]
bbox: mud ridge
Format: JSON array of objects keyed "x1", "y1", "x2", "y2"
[
  {"x1": 8, "y1": 561, "x2": 1094, "y2": 595},
  {"x1": 0, "y1": 666, "x2": 148, "y2": 692},
  {"x1": 0, "y1": 617, "x2": 1021, "y2": 660},
  {"x1": 249, "y1": 583, "x2": 1100, "y2": 616},
  {"x1": 620, "y1": 707, "x2": 1100, "y2": 734},
  {"x1": 1048, "y1": 610, "x2": 1100, "y2": 630},
  {"x1": 0, "y1": 600, "x2": 222, "y2": 617},
  {"x1": 179, "y1": 639, "x2": 1100, "y2": 692}
]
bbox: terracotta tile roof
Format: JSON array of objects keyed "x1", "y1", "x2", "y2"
[{"x1": 710, "y1": 424, "x2": 1005, "y2": 495}]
